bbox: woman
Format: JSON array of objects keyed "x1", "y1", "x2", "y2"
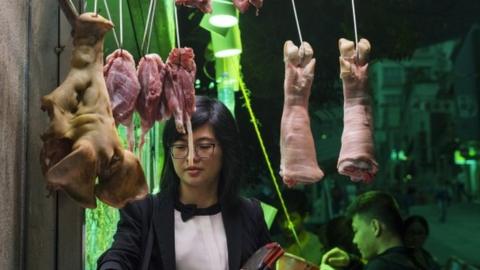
[
  {"x1": 98, "y1": 96, "x2": 271, "y2": 270},
  {"x1": 403, "y1": 215, "x2": 441, "y2": 270}
]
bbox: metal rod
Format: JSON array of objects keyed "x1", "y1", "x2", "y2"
[
  {"x1": 147, "y1": 0, "x2": 157, "y2": 53},
  {"x1": 120, "y1": 0, "x2": 123, "y2": 47},
  {"x1": 174, "y1": 1, "x2": 181, "y2": 47},
  {"x1": 351, "y1": 0, "x2": 359, "y2": 60},
  {"x1": 290, "y1": 0, "x2": 303, "y2": 44},
  {"x1": 103, "y1": 0, "x2": 120, "y2": 48},
  {"x1": 141, "y1": 0, "x2": 155, "y2": 54}
]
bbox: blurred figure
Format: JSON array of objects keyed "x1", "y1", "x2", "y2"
[
  {"x1": 321, "y1": 191, "x2": 419, "y2": 270},
  {"x1": 331, "y1": 182, "x2": 347, "y2": 216},
  {"x1": 323, "y1": 216, "x2": 358, "y2": 256},
  {"x1": 279, "y1": 189, "x2": 324, "y2": 265},
  {"x1": 319, "y1": 216, "x2": 362, "y2": 270},
  {"x1": 435, "y1": 181, "x2": 452, "y2": 223},
  {"x1": 403, "y1": 215, "x2": 441, "y2": 270}
]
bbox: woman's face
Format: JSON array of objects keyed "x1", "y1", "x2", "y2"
[
  {"x1": 171, "y1": 123, "x2": 223, "y2": 189},
  {"x1": 404, "y1": 221, "x2": 427, "y2": 248}
]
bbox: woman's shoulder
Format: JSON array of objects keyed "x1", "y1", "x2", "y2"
[{"x1": 122, "y1": 192, "x2": 167, "y2": 215}]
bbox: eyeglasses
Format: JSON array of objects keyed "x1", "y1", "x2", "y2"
[{"x1": 170, "y1": 143, "x2": 216, "y2": 159}]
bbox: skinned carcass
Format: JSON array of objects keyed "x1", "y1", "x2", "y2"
[
  {"x1": 136, "y1": 53, "x2": 166, "y2": 150},
  {"x1": 280, "y1": 41, "x2": 324, "y2": 187},
  {"x1": 104, "y1": 49, "x2": 141, "y2": 150},
  {"x1": 40, "y1": 13, "x2": 148, "y2": 209},
  {"x1": 337, "y1": 38, "x2": 378, "y2": 183}
]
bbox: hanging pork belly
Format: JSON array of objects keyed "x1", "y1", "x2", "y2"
[
  {"x1": 163, "y1": 47, "x2": 197, "y2": 164},
  {"x1": 104, "y1": 49, "x2": 141, "y2": 150},
  {"x1": 337, "y1": 38, "x2": 378, "y2": 183},
  {"x1": 280, "y1": 41, "x2": 324, "y2": 187},
  {"x1": 40, "y1": 13, "x2": 148, "y2": 208},
  {"x1": 233, "y1": 0, "x2": 263, "y2": 14},
  {"x1": 175, "y1": 0, "x2": 212, "y2": 13},
  {"x1": 136, "y1": 53, "x2": 167, "y2": 150}
]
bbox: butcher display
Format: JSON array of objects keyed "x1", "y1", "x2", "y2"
[
  {"x1": 175, "y1": 0, "x2": 212, "y2": 13},
  {"x1": 337, "y1": 38, "x2": 378, "y2": 183},
  {"x1": 40, "y1": 12, "x2": 148, "y2": 209},
  {"x1": 136, "y1": 53, "x2": 166, "y2": 150},
  {"x1": 163, "y1": 47, "x2": 197, "y2": 165},
  {"x1": 233, "y1": 0, "x2": 263, "y2": 14},
  {"x1": 280, "y1": 41, "x2": 324, "y2": 187},
  {"x1": 104, "y1": 49, "x2": 141, "y2": 150}
]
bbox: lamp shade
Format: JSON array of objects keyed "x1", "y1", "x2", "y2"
[
  {"x1": 211, "y1": 26, "x2": 242, "y2": 58},
  {"x1": 209, "y1": 0, "x2": 238, "y2": 28}
]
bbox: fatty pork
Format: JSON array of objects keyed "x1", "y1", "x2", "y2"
[
  {"x1": 40, "y1": 13, "x2": 148, "y2": 208},
  {"x1": 280, "y1": 41, "x2": 324, "y2": 187},
  {"x1": 337, "y1": 38, "x2": 378, "y2": 183}
]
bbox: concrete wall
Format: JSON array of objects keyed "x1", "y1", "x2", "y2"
[{"x1": 0, "y1": 1, "x2": 29, "y2": 269}]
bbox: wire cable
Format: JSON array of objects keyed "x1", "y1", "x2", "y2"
[
  {"x1": 173, "y1": 1, "x2": 181, "y2": 47},
  {"x1": 290, "y1": 0, "x2": 303, "y2": 44},
  {"x1": 103, "y1": 0, "x2": 121, "y2": 49},
  {"x1": 351, "y1": 0, "x2": 359, "y2": 60},
  {"x1": 141, "y1": 0, "x2": 155, "y2": 54}
]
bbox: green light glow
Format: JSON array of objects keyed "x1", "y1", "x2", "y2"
[
  {"x1": 398, "y1": 150, "x2": 408, "y2": 161},
  {"x1": 209, "y1": 0, "x2": 238, "y2": 28},
  {"x1": 211, "y1": 26, "x2": 242, "y2": 58},
  {"x1": 215, "y1": 48, "x2": 242, "y2": 58},
  {"x1": 209, "y1": 15, "x2": 238, "y2": 28},
  {"x1": 455, "y1": 150, "x2": 466, "y2": 165}
]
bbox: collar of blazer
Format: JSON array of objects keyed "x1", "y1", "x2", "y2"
[{"x1": 152, "y1": 189, "x2": 242, "y2": 270}]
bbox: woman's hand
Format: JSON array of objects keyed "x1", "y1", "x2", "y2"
[{"x1": 320, "y1": 247, "x2": 350, "y2": 269}]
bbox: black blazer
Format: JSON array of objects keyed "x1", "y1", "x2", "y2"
[{"x1": 97, "y1": 190, "x2": 271, "y2": 270}]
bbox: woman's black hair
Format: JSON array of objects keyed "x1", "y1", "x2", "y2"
[
  {"x1": 160, "y1": 95, "x2": 242, "y2": 209},
  {"x1": 403, "y1": 215, "x2": 429, "y2": 236}
]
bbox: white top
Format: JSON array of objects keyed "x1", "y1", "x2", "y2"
[{"x1": 174, "y1": 209, "x2": 229, "y2": 270}]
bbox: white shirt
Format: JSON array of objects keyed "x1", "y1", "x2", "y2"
[{"x1": 174, "y1": 209, "x2": 229, "y2": 270}]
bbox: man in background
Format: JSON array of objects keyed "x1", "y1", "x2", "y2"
[{"x1": 321, "y1": 191, "x2": 420, "y2": 270}]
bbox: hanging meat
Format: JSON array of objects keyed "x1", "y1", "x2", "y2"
[
  {"x1": 176, "y1": 0, "x2": 212, "y2": 13},
  {"x1": 337, "y1": 38, "x2": 378, "y2": 183},
  {"x1": 40, "y1": 12, "x2": 148, "y2": 209},
  {"x1": 233, "y1": 0, "x2": 263, "y2": 14},
  {"x1": 136, "y1": 53, "x2": 166, "y2": 150},
  {"x1": 104, "y1": 49, "x2": 141, "y2": 150},
  {"x1": 280, "y1": 41, "x2": 324, "y2": 187},
  {"x1": 163, "y1": 47, "x2": 197, "y2": 164}
]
